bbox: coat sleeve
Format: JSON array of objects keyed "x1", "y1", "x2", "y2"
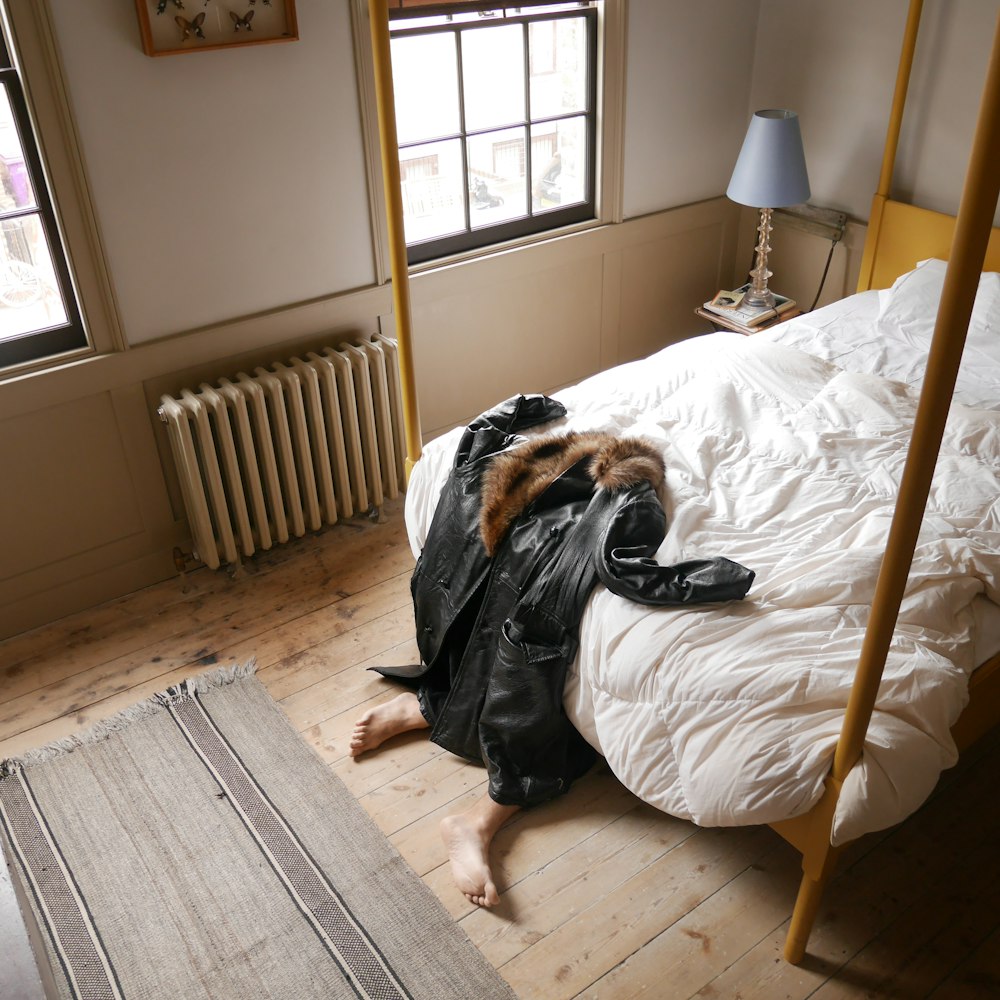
[
  {"x1": 453, "y1": 394, "x2": 567, "y2": 468},
  {"x1": 596, "y1": 490, "x2": 755, "y2": 605}
]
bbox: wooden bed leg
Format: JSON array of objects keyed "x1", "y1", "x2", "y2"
[
  {"x1": 784, "y1": 858, "x2": 836, "y2": 964},
  {"x1": 771, "y1": 775, "x2": 844, "y2": 964}
]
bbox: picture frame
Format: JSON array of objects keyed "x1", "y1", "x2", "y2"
[{"x1": 134, "y1": 0, "x2": 298, "y2": 57}]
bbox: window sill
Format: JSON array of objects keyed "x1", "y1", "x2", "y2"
[{"x1": 406, "y1": 215, "x2": 608, "y2": 277}]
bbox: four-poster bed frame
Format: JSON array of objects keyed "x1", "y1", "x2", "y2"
[{"x1": 366, "y1": 0, "x2": 1000, "y2": 964}]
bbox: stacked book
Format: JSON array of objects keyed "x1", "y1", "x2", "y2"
[{"x1": 702, "y1": 284, "x2": 797, "y2": 329}]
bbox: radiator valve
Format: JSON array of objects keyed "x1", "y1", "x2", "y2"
[{"x1": 173, "y1": 546, "x2": 196, "y2": 572}]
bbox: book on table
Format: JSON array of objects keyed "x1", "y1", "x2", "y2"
[{"x1": 703, "y1": 284, "x2": 796, "y2": 327}]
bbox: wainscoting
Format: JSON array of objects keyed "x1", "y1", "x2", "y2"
[{"x1": 1, "y1": 198, "x2": 748, "y2": 639}]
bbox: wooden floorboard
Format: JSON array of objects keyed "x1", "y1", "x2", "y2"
[{"x1": 2, "y1": 497, "x2": 999, "y2": 999}]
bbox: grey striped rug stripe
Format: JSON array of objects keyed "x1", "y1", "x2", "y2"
[
  {"x1": 167, "y1": 689, "x2": 412, "y2": 1000},
  {"x1": 0, "y1": 769, "x2": 123, "y2": 1000}
]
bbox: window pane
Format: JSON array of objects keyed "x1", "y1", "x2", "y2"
[
  {"x1": 0, "y1": 214, "x2": 69, "y2": 342},
  {"x1": 462, "y1": 24, "x2": 525, "y2": 131},
  {"x1": 529, "y1": 17, "x2": 587, "y2": 119},
  {"x1": 399, "y1": 139, "x2": 466, "y2": 244},
  {"x1": 387, "y1": 6, "x2": 598, "y2": 263},
  {"x1": 391, "y1": 33, "x2": 460, "y2": 144},
  {"x1": 468, "y1": 127, "x2": 527, "y2": 229},
  {"x1": 0, "y1": 85, "x2": 37, "y2": 212},
  {"x1": 531, "y1": 116, "x2": 586, "y2": 212}
]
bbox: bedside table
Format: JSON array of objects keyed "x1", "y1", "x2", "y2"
[{"x1": 695, "y1": 305, "x2": 802, "y2": 335}]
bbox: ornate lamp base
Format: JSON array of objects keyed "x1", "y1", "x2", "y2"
[{"x1": 744, "y1": 206, "x2": 776, "y2": 308}]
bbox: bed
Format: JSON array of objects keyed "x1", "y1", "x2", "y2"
[
  {"x1": 406, "y1": 254, "x2": 1000, "y2": 836},
  {"x1": 405, "y1": 253, "x2": 1000, "y2": 923},
  {"x1": 368, "y1": 0, "x2": 1000, "y2": 964}
]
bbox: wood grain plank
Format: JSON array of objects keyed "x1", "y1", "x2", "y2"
[
  {"x1": 0, "y1": 502, "x2": 403, "y2": 666},
  {"x1": 498, "y1": 825, "x2": 773, "y2": 999},
  {"x1": 928, "y1": 924, "x2": 1000, "y2": 1000},
  {"x1": 0, "y1": 512, "x2": 411, "y2": 704},
  {"x1": 694, "y1": 742, "x2": 1000, "y2": 1000},
  {"x1": 3, "y1": 498, "x2": 999, "y2": 1000},
  {"x1": 461, "y1": 803, "x2": 691, "y2": 967},
  {"x1": 579, "y1": 838, "x2": 802, "y2": 1000},
  {"x1": 0, "y1": 573, "x2": 412, "y2": 743}
]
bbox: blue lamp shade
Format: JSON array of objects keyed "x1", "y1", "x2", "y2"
[{"x1": 727, "y1": 109, "x2": 810, "y2": 209}]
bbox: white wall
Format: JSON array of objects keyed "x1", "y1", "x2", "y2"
[
  {"x1": 750, "y1": 0, "x2": 1000, "y2": 225},
  {"x1": 48, "y1": 0, "x2": 376, "y2": 344},
  {"x1": 44, "y1": 0, "x2": 999, "y2": 352},
  {"x1": 47, "y1": 0, "x2": 764, "y2": 345},
  {"x1": 623, "y1": 0, "x2": 761, "y2": 218}
]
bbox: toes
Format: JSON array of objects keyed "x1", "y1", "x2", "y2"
[
  {"x1": 465, "y1": 892, "x2": 497, "y2": 908},
  {"x1": 348, "y1": 722, "x2": 372, "y2": 757}
]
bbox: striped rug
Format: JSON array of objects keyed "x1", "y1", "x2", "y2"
[{"x1": 0, "y1": 664, "x2": 514, "y2": 1000}]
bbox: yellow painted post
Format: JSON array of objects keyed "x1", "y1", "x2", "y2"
[
  {"x1": 857, "y1": 0, "x2": 924, "y2": 291},
  {"x1": 367, "y1": 0, "x2": 422, "y2": 479},
  {"x1": 835, "y1": 5, "x2": 1000, "y2": 787},
  {"x1": 784, "y1": 6, "x2": 1000, "y2": 964}
]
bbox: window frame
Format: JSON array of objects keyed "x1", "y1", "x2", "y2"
[
  {"x1": 350, "y1": 0, "x2": 625, "y2": 278},
  {"x1": 0, "y1": 25, "x2": 86, "y2": 369},
  {"x1": 391, "y1": 5, "x2": 599, "y2": 265},
  {"x1": 0, "y1": 0, "x2": 122, "y2": 380}
]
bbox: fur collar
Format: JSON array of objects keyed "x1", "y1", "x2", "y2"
[{"x1": 479, "y1": 431, "x2": 665, "y2": 556}]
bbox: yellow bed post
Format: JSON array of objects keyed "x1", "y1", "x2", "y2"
[
  {"x1": 782, "y1": 6, "x2": 1000, "y2": 964},
  {"x1": 856, "y1": 0, "x2": 924, "y2": 292},
  {"x1": 367, "y1": 0, "x2": 422, "y2": 478}
]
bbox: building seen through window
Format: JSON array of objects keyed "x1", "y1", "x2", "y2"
[{"x1": 389, "y1": 2, "x2": 598, "y2": 264}]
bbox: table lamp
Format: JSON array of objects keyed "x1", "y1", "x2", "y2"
[{"x1": 727, "y1": 109, "x2": 810, "y2": 309}]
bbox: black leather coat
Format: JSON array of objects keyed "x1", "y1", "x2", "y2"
[{"x1": 379, "y1": 395, "x2": 755, "y2": 808}]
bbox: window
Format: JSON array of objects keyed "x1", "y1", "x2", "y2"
[
  {"x1": 388, "y1": 2, "x2": 600, "y2": 265},
  {"x1": 0, "y1": 9, "x2": 86, "y2": 371}
]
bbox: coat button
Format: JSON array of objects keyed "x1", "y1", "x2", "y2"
[{"x1": 423, "y1": 624, "x2": 434, "y2": 633}]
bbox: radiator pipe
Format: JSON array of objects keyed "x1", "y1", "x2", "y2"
[{"x1": 368, "y1": 0, "x2": 422, "y2": 479}]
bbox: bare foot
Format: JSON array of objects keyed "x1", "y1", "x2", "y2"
[
  {"x1": 440, "y1": 798, "x2": 519, "y2": 908},
  {"x1": 349, "y1": 692, "x2": 429, "y2": 757}
]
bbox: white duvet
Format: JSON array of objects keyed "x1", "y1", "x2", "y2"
[{"x1": 405, "y1": 262, "x2": 1000, "y2": 845}]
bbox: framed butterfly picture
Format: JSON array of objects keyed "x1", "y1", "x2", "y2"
[{"x1": 134, "y1": 0, "x2": 298, "y2": 56}]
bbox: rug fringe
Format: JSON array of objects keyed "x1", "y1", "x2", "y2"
[{"x1": 1, "y1": 660, "x2": 258, "y2": 776}]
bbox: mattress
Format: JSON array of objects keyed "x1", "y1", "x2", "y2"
[{"x1": 405, "y1": 260, "x2": 1000, "y2": 845}]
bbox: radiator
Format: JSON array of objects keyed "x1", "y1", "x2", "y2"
[{"x1": 158, "y1": 335, "x2": 405, "y2": 570}]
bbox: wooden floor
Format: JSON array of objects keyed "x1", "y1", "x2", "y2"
[{"x1": 2, "y1": 500, "x2": 1000, "y2": 999}]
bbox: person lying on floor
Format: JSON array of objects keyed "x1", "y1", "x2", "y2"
[{"x1": 349, "y1": 395, "x2": 755, "y2": 908}]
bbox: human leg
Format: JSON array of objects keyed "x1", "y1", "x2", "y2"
[
  {"x1": 349, "y1": 692, "x2": 430, "y2": 757},
  {"x1": 440, "y1": 794, "x2": 520, "y2": 908}
]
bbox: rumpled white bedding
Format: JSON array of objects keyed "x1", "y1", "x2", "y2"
[
  {"x1": 756, "y1": 258, "x2": 1000, "y2": 410},
  {"x1": 405, "y1": 262, "x2": 1000, "y2": 845}
]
